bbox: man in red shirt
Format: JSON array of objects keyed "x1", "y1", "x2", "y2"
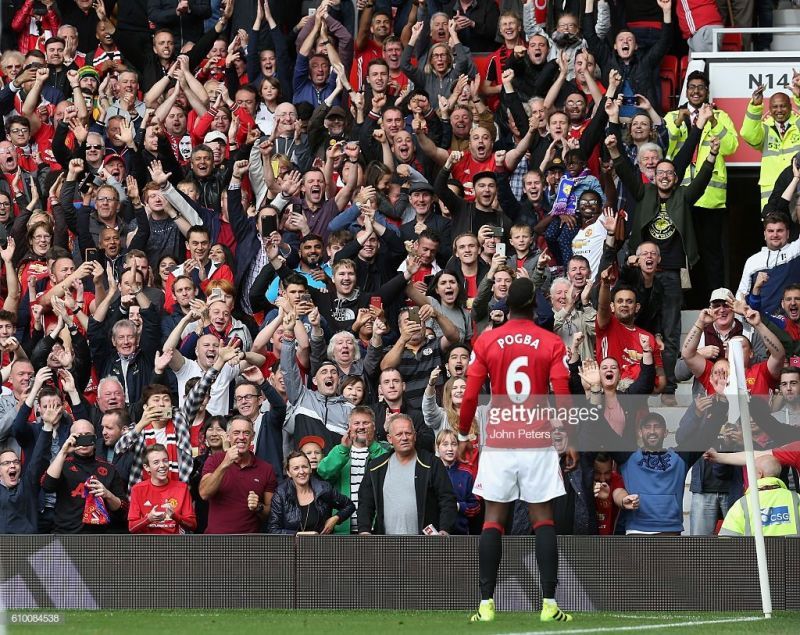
[
  {"x1": 593, "y1": 453, "x2": 627, "y2": 536},
  {"x1": 682, "y1": 305, "x2": 785, "y2": 397},
  {"x1": 128, "y1": 445, "x2": 196, "y2": 534},
  {"x1": 459, "y1": 277, "x2": 572, "y2": 623},
  {"x1": 199, "y1": 416, "x2": 276, "y2": 534},
  {"x1": 351, "y1": 9, "x2": 392, "y2": 91},
  {"x1": 596, "y1": 268, "x2": 665, "y2": 391}
]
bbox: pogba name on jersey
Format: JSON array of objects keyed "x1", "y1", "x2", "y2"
[{"x1": 495, "y1": 333, "x2": 541, "y2": 350}]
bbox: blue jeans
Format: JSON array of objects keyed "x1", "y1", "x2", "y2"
[
  {"x1": 657, "y1": 269, "x2": 682, "y2": 393},
  {"x1": 690, "y1": 491, "x2": 730, "y2": 535}
]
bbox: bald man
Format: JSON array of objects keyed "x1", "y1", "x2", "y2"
[
  {"x1": 41, "y1": 419, "x2": 128, "y2": 533},
  {"x1": 719, "y1": 455, "x2": 800, "y2": 536}
]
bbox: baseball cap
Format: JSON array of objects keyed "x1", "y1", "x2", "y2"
[
  {"x1": 709, "y1": 288, "x2": 733, "y2": 303},
  {"x1": 409, "y1": 181, "x2": 434, "y2": 194},
  {"x1": 473, "y1": 171, "x2": 497, "y2": 184},
  {"x1": 325, "y1": 106, "x2": 347, "y2": 119},
  {"x1": 103, "y1": 153, "x2": 125, "y2": 166},
  {"x1": 545, "y1": 157, "x2": 565, "y2": 173},
  {"x1": 297, "y1": 435, "x2": 326, "y2": 450},
  {"x1": 506, "y1": 278, "x2": 536, "y2": 312},
  {"x1": 203, "y1": 131, "x2": 227, "y2": 145}
]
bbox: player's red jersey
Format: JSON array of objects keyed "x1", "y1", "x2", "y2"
[{"x1": 460, "y1": 318, "x2": 569, "y2": 449}]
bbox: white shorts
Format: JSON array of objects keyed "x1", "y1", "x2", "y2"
[{"x1": 473, "y1": 448, "x2": 565, "y2": 504}]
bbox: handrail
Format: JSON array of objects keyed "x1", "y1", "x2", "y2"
[{"x1": 711, "y1": 26, "x2": 800, "y2": 52}]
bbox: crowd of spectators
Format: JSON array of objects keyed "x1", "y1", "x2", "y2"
[{"x1": 0, "y1": 0, "x2": 800, "y2": 538}]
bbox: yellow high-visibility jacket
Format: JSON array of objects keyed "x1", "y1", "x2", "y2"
[
  {"x1": 719, "y1": 477, "x2": 800, "y2": 536},
  {"x1": 665, "y1": 108, "x2": 739, "y2": 209},
  {"x1": 740, "y1": 102, "x2": 800, "y2": 208}
]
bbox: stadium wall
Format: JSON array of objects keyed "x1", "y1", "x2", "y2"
[{"x1": 1, "y1": 536, "x2": 798, "y2": 611}]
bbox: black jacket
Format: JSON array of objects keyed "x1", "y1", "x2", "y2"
[
  {"x1": 267, "y1": 476, "x2": 354, "y2": 534},
  {"x1": 357, "y1": 449, "x2": 457, "y2": 535},
  {"x1": 0, "y1": 424, "x2": 51, "y2": 534},
  {"x1": 370, "y1": 400, "x2": 434, "y2": 454}
]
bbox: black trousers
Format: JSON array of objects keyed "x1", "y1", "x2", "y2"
[{"x1": 688, "y1": 206, "x2": 727, "y2": 308}]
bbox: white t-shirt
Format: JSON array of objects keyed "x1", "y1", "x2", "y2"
[
  {"x1": 571, "y1": 217, "x2": 606, "y2": 281},
  {"x1": 174, "y1": 359, "x2": 239, "y2": 416}
]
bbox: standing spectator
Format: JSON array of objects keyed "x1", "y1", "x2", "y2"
[
  {"x1": 665, "y1": 72, "x2": 739, "y2": 304},
  {"x1": 41, "y1": 419, "x2": 128, "y2": 533},
  {"x1": 267, "y1": 450, "x2": 354, "y2": 534},
  {"x1": 199, "y1": 415, "x2": 277, "y2": 533},
  {"x1": 741, "y1": 86, "x2": 800, "y2": 210},
  {"x1": 317, "y1": 406, "x2": 389, "y2": 534},
  {"x1": 582, "y1": 0, "x2": 673, "y2": 115},
  {"x1": 605, "y1": 133, "x2": 719, "y2": 401},
  {"x1": 128, "y1": 444, "x2": 197, "y2": 533},
  {"x1": 0, "y1": 405, "x2": 58, "y2": 533},
  {"x1": 435, "y1": 429, "x2": 479, "y2": 534},
  {"x1": 442, "y1": 0, "x2": 501, "y2": 53},
  {"x1": 147, "y1": 0, "x2": 212, "y2": 48},
  {"x1": 720, "y1": 455, "x2": 800, "y2": 536},
  {"x1": 357, "y1": 413, "x2": 457, "y2": 535}
]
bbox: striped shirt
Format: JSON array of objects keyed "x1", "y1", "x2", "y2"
[
  {"x1": 349, "y1": 446, "x2": 369, "y2": 533},
  {"x1": 396, "y1": 340, "x2": 443, "y2": 411}
]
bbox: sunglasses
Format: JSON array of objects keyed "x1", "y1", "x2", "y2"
[{"x1": 86, "y1": 144, "x2": 104, "y2": 150}]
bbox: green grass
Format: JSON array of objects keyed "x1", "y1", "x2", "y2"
[{"x1": 7, "y1": 609, "x2": 800, "y2": 634}]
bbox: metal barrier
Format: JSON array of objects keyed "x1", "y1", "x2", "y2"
[{"x1": 1, "y1": 536, "x2": 798, "y2": 611}]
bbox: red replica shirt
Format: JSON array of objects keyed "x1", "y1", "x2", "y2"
[
  {"x1": 460, "y1": 318, "x2": 569, "y2": 449},
  {"x1": 595, "y1": 471, "x2": 625, "y2": 536},
  {"x1": 128, "y1": 476, "x2": 197, "y2": 534},
  {"x1": 202, "y1": 452, "x2": 277, "y2": 534},
  {"x1": 595, "y1": 315, "x2": 663, "y2": 383},
  {"x1": 350, "y1": 39, "x2": 383, "y2": 90},
  {"x1": 451, "y1": 153, "x2": 496, "y2": 202},
  {"x1": 772, "y1": 441, "x2": 800, "y2": 472},
  {"x1": 698, "y1": 360, "x2": 778, "y2": 397}
]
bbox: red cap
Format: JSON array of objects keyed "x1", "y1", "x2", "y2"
[{"x1": 297, "y1": 435, "x2": 326, "y2": 450}]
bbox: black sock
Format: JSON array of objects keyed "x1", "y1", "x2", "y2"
[
  {"x1": 478, "y1": 525, "x2": 504, "y2": 600},
  {"x1": 533, "y1": 521, "x2": 558, "y2": 598}
]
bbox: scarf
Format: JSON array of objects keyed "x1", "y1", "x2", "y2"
[
  {"x1": 81, "y1": 478, "x2": 111, "y2": 525},
  {"x1": 550, "y1": 169, "x2": 591, "y2": 216},
  {"x1": 143, "y1": 420, "x2": 180, "y2": 478}
]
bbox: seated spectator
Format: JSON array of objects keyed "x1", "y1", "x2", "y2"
[{"x1": 267, "y1": 450, "x2": 354, "y2": 534}]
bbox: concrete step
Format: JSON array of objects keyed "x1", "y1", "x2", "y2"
[{"x1": 773, "y1": 8, "x2": 800, "y2": 26}]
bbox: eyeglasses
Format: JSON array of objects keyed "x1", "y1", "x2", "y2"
[
  {"x1": 431, "y1": 52, "x2": 449, "y2": 59},
  {"x1": 9, "y1": 128, "x2": 28, "y2": 135},
  {"x1": 0, "y1": 459, "x2": 21, "y2": 467},
  {"x1": 579, "y1": 200, "x2": 599, "y2": 208},
  {"x1": 0, "y1": 202, "x2": 11, "y2": 208},
  {"x1": 710, "y1": 300, "x2": 727, "y2": 308},
  {"x1": 655, "y1": 169, "x2": 675, "y2": 176},
  {"x1": 96, "y1": 196, "x2": 117, "y2": 203},
  {"x1": 235, "y1": 394, "x2": 259, "y2": 402},
  {"x1": 86, "y1": 144, "x2": 104, "y2": 150},
  {"x1": 686, "y1": 84, "x2": 707, "y2": 92}
]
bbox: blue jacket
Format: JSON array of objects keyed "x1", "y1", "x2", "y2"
[
  {"x1": 292, "y1": 55, "x2": 340, "y2": 108},
  {"x1": 613, "y1": 401, "x2": 724, "y2": 532},
  {"x1": 444, "y1": 462, "x2": 479, "y2": 535}
]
